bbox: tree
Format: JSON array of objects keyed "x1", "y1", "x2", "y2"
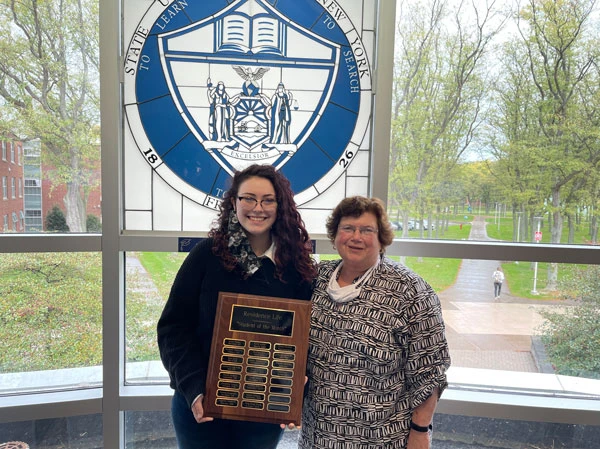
[
  {"x1": 515, "y1": 0, "x2": 600, "y2": 289},
  {"x1": 0, "y1": 0, "x2": 100, "y2": 232},
  {"x1": 45, "y1": 205, "x2": 70, "y2": 232},
  {"x1": 390, "y1": 0, "x2": 503, "y2": 235},
  {"x1": 486, "y1": 37, "x2": 549, "y2": 243}
]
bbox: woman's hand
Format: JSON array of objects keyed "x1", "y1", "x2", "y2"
[
  {"x1": 191, "y1": 396, "x2": 214, "y2": 424},
  {"x1": 280, "y1": 376, "x2": 308, "y2": 429}
]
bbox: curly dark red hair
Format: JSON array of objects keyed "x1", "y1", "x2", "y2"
[{"x1": 209, "y1": 164, "x2": 317, "y2": 283}]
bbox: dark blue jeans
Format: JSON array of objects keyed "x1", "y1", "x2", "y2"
[
  {"x1": 494, "y1": 282, "x2": 502, "y2": 297},
  {"x1": 171, "y1": 390, "x2": 284, "y2": 449}
]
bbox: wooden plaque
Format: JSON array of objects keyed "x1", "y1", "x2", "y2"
[{"x1": 203, "y1": 292, "x2": 311, "y2": 425}]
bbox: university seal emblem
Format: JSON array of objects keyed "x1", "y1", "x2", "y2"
[{"x1": 124, "y1": 0, "x2": 372, "y2": 210}]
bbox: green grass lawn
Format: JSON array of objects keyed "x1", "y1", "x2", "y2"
[
  {"x1": 501, "y1": 261, "x2": 555, "y2": 300},
  {"x1": 400, "y1": 224, "x2": 472, "y2": 240},
  {"x1": 136, "y1": 251, "x2": 187, "y2": 299},
  {"x1": 0, "y1": 253, "x2": 103, "y2": 372},
  {"x1": 390, "y1": 256, "x2": 461, "y2": 292},
  {"x1": 485, "y1": 216, "x2": 593, "y2": 244},
  {"x1": 126, "y1": 251, "x2": 187, "y2": 363}
]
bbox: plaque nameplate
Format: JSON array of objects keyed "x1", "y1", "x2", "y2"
[{"x1": 203, "y1": 292, "x2": 311, "y2": 425}]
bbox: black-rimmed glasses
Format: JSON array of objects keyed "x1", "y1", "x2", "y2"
[{"x1": 237, "y1": 196, "x2": 277, "y2": 209}]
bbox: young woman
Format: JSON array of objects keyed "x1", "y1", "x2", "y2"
[{"x1": 158, "y1": 164, "x2": 316, "y2": 449}]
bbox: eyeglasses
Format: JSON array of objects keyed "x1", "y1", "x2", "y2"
[
  {"x1": 237, "y1": 196, "x2": 277, "y2": 209},
  {"x1": 338, "y1": 225, "x2": 378, "y2": 236}
]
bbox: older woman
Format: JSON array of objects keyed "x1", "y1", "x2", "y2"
[{"x1": 299, "y1": 196, "x2": 451, "y2": 449}]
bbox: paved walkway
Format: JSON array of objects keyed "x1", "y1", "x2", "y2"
[{"x1": 439, "y1": 216, "x2": 553, "y2": 372}]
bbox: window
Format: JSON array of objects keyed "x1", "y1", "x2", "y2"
[
  {"x1": 125, "y1": 251, "x2": 185, "y2": 383},
  {"x1": 2, "y1": 176, "x2": 6, "y2": 199},
  {"x1": 0, "y1": 252, "x2": 102, "y2": 391},
  {"x1": 389, "y1": 0, "x2": 600, "y2": 247},
  {"x1": 18, "y1": 178, "x2": 22, "y2": 197},
  {"x1": 9, "y1": 141, "x2": 14, "y2": 163},
  {"x1": 2, "y1": 215, "x2": 7, "y2": 231},
  {"x1": 1, "y1": 141, "x2": 5, "y2": 160},
  {"x1": 25, "y1": 209, "x2": 43, "y2": 232},
  {"x1": 11, "y1": 177, "x2": 15, "y2": 199}
]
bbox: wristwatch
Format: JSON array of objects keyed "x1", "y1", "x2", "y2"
[{"x1": 410, "y1": 420, "x2": 433, "y2": 433}]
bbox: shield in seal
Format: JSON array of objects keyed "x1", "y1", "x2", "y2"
[{"x1": 157, "y1": 0, "x2": 340, "y2": 176}]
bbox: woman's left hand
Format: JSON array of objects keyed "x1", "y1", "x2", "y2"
[
  {"x1": 279, "y1": 375, "x2": 307, "y2": 429},
  {"x1": 191, "y1": 397, "x2": 214, "y2": 424}
]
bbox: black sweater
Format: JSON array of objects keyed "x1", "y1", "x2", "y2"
[{"x1": 157, "y1": 238, "x2": 313, "y2": 407}]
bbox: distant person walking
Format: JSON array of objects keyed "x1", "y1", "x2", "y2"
[{"x1": 492, "y1": 266, "x2": 504, "y2": 299}]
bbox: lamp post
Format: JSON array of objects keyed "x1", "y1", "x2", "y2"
[
  {"x1": 531, "y1": 216, "x2": 542, "y2": 295},
  {"x1": 497, "y1": 203, "x2": 501, "y2": 232}
]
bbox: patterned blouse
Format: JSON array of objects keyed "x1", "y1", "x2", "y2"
[{"x1": 299, "y1": 257, "x2": 451, "y2": 449}]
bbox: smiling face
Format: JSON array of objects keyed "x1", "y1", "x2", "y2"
[
  {"x1": 334, "y1": 212, "x2": 381, "y2": 272},
  {"x1": 234, "y1": 176, "x2": 277, "y2": 243}
]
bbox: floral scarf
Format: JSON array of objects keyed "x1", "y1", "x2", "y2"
[{"x1": 227, "y1": 210, "x2": 262, "y2": 277}]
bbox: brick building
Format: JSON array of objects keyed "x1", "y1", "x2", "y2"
[
  {"x1": 0, "y1": 137, "x2": 25, "y2": 232},
  {"x1": 1, "y1": 137, "x2": 101, "y2": 233}
]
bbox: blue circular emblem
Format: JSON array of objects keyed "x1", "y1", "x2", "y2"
[{"x1": 124, "y1": 0, "x2": 372, "y2": 210}]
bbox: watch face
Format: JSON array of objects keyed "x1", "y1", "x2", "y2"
[{"x1": 124, "y1": 0, "x2": 372, "y2": 211}]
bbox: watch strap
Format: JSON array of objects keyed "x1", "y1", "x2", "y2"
[{"x1": 410, "y1": 420, "x2": 433, "y2": 433}]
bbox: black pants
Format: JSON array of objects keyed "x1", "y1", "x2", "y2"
[
  {"x1": 494, "y1": 282, "x2": 502, "y2": 297},
  {"x1": 171, "y1": 390, "x2": 284, "y2": 449}
]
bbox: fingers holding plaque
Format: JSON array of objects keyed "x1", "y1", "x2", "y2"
[{"x1": 203, "y1": 292, "x2": 311, "y2": 425}]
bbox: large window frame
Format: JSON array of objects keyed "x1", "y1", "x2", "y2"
[{"x1": 0, "y1": 1, "x2": 598, "y2": 448}]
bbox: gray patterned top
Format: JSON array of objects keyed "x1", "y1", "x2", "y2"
[{"x1": 299, "y1": 257, "x2": 451, "y2": 449}]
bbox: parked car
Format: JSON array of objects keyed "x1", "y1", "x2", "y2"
[{"x1": 413, "y1": 220, "x2": 435, "y2": 230}]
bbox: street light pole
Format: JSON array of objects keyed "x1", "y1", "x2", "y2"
[
  {"x1": 497, "y1": 203, "x2": 501, "y2": 232},
  {"x1": 531, "y1": 217, "x2": 541, "y2": 295}
]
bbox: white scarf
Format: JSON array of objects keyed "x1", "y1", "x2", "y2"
[{"x1": 327, "y1": 258, "x2": 380, "y2": 304}]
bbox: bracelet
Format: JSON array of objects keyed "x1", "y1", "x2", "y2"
[{"x1": 410, "y1": 420, "x2": 432, "y2": 433}]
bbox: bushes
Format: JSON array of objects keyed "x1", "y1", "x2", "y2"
[
  {"x1": 538, "y1": 265, "x2": 600, "y2": 379},
  {"x1": 45, "y1": 205, "x2": 70, "y2": 232},
  {"x1": 44, "y1": 207, "x2": 103, "y2": 233},
  {"x1": 86, "y1": 214, "x2": 102, "y2": 232}
]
